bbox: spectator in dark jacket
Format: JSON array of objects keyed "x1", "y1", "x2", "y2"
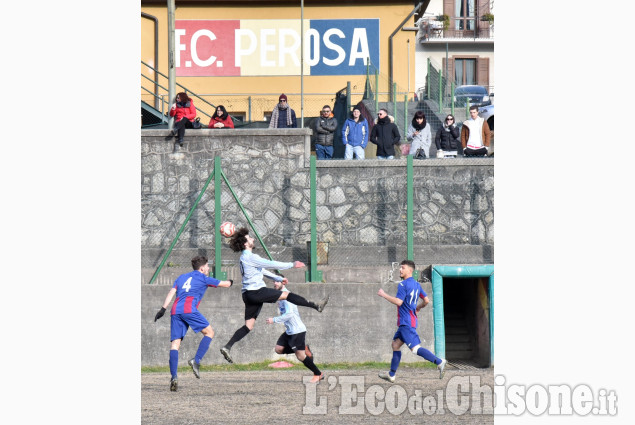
[
  {"x1": 434, "y1": 114, "x2": 461, "y2": 156},
  {"x1": 166, "y1": 92, "x2": 197, "y2": 148},
  {"x1": 269, "y1": 94, "x2": 297, "y2": 128},
  {"x1": 370, "y1": 109, "x2": 401, "y2": 159},
  {"x1": 313, "y1": 104, "x2": 337, "y2": 159}
]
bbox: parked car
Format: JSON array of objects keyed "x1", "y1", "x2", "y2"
[
  {"x1": 478, "y1": 104, "x2": 494, "y2": 131},
  {"x1": 453, "y1": 85, "x2": 491, "y2": 107}
]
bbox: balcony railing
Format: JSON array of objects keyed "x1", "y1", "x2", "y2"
[{"x1": 418, "y1": 26, "x2": 494, "y2": 42}]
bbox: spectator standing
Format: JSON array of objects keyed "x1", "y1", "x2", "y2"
[
  {"x1": 406, "y1": 111, "x2": 432, "y2": 158},
  {"x1": 269, "y1": 94, "x2": 297, "y2": 128},
  {"x1": 166, "y1": 92, "x2": 197, "y2": 148},
  {"x1": 313, "y1": 105, "x2": 337, "y2": 159},
  {"x1": 341, "y1": 106, "x2": 369, "y2": 160},
  {"x1": 208, "y1": 105, "x2": 234, "y2": 129},
  {"x1": 370, "y1": 109, "x2": 401, "y2": 159},
  {"x1": 461, "y1": 105, "x2": 491, "y2": 156},
  {"x1": 434, "y1": 114, "x2": 461, "y2": 156}
]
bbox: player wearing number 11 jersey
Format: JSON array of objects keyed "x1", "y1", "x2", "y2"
[
  {"x1": 153, "y1": 255, "x2": 233, "y2": 391},
  {"x1": 377, "y1": 260, "x2": 446, "y2": 382}
]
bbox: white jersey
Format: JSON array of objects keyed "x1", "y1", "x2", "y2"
[
  {"x1": 273, "y1": 288, "x2": 307, "y2": 335},
  {"x1": 239, "y1": 250, "x2": 294, "y2": 293}
]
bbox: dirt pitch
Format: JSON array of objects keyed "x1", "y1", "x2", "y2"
[{"x1": 142, "y1": 366, "x2": 494, "y2": 424}]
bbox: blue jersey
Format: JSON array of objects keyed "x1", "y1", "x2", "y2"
[
  {"x1": 170, "y1": 270, "x2": 220, "y2": 315},
  {"x1": 395, "y1": 277, "x2": 427, "y2": 329}
]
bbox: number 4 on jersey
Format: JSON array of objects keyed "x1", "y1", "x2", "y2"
[{"x1": 182, "y1": 277, "x2": 192, "y2": 292}]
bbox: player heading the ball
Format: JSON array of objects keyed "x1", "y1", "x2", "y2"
[{"x1": 220, "y1": 227, "x2": 330, "y2": 364}]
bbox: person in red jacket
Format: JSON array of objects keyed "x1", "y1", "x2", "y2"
[
  {"x1": 166, "y1": 92, "x2": 197, "y2": 147},
  {"x1": 208, "y1": 105, "x2": 234, "y2": 129}
]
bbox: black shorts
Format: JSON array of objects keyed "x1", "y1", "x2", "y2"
[
  {"x1": 242, "y1": 287, "x2": 283, "y2": 320},
  {"x1": 276, "y1": 331, "x2": 306, "y2": 352}
]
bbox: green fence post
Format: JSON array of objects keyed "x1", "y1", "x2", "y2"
[
  {"x1": 306, "y1": 155, "x2": 323, "y2": 282},
  {"x1": 427, "y1": 58, "x2": 431, "y2": 100},
  {"x1": 213, "y1": 156, "x2": 227, "y2": 279},
  {"x1": 147, "y1": 166, "x2": 216, "y2": 284},
  {"x1": 438, "y1": 68, "x2": 443, "y2": 111},
  {"x1": 407, "y1": 155, "x2": 418, "y2": 280},
  {"x1": 375, "y1": 70, "x2": 379, "y2": 112},
  {"x1": 451, "y1": 81, "x2": 455, "y2": 116},
  {"x1": 404, "y1": 94, "x2": 408, "y2": 134}
]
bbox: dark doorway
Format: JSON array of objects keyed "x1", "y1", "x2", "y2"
[{"x1": 442, "y1": 277, "x2": 491, "y2": 367}]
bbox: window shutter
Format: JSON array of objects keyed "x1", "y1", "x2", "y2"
[{"x1": 477, "y1": 57, "x2": 489, "y2": 89}]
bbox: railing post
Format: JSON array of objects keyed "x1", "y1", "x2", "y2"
[
  {"x1": 451, "y1": 81, "x2": 455, "y2": 116},
  {"x1": 213, "y1": 156, "x2": 227, "y2": 279},
  {"x1": 248, "y1": 96, "x2": 252, "y2": 122},
  {"x1": 427, "y1": 58, "x2": 431, "y2": 100},
  {"x1": 375, "y1": 70, "x2": 380, "y2": 112},
  {"x1": 306, "y1": 155, "x2": 323, "y2": 282},
  {"x1": 403, "y1": 94, "x2": 408, "y2": 135},
  {"x1": 438, "y1": 68, "x2": 443, "y2": 112},
  {"x1": 407, "y1": 154, "x2": 414, "y2": 262},
  {"x1": 346, "y1": 81, "x2": 351, "y2": 112}
]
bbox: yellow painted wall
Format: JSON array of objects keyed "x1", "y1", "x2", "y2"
[{"x1": 141, "y1": 3, "x2": 416, "y2": 122}]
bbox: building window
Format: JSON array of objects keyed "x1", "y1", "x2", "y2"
[
  {"x1": 455, "y1": 58, "x2": 476, "y2": 86},
  {"x1": 455, "y1": 0, "x2": 476, "y2": 31}
]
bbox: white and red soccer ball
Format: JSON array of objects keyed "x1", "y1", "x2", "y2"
[{"x1": 220, "y1": 221, "x2": 235, "y2": 238}]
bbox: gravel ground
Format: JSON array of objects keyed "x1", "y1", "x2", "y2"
[{"x1": 142, "y1": 365, "x2": 494, "y2": 424}]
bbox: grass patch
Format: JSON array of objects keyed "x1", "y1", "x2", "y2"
[{"x1": 142, "y1": 360, "x2": 437, "y2": 374}]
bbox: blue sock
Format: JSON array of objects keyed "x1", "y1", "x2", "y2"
[
  {"x1": 169, "y1": 350, "x2": 179, "y2": 378},
  {"x1": 416, "y1": 346, "x2": 441, "y2": 365},
  {"x1": 195, "y1": 336, "x2": 212, "y2": 364},
  {"x1": 389, "y1": 350, "x2": 402, "y2": 377}
]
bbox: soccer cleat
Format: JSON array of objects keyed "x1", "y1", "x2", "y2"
[
  {"x1": 170, "y1": 377, "x2": 178, "y2": 392},
  {"x1": 188, "y1": 358, "x2": 201, "y2": 379},
  {"x1": 438, "y1": 358, "x2": 447, "y2": 379},
  {"x1": 220, "y1": 346, "x2": 234, "y2": 364},
  {"x1": 316, "y1": 293, "x2": 330, "y2": 313},
  {"x1": 309, "y1": 373, "x2": 324, "y2": 384},
  {"x1": 305, "y1": 344, "x2": 313, "y2": 361},
  {"x1": 378, "y1": 371, "x2": 395, "y2": 383}
]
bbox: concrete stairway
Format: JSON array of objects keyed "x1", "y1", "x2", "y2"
[{"x1": 444, "y1": 312, "x2": 474, "y2": 360}]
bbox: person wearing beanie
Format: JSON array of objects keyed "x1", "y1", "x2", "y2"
[{"x1": 269, "y1": 93, "x2": 297, "y2": 128}]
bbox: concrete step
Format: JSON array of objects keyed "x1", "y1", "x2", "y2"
[
  {"x1": 445, "y1": 333, "x2": 471, "y2": 343},
  {"x1": 446, "y1": 350, "x2": 474, "y2": 360}
]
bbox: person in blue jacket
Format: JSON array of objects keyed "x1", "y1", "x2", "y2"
[{"x1": 341, "y1": 106, "x2": 369, "y2": 160}]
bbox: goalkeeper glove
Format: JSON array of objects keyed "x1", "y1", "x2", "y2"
[{"x1": 154, "y1": 307, "x2": 166, "y2": 322}]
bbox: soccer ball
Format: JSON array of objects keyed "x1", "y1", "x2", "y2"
[{"x1": 220, "y1": 221, "x2": 235, "y2": 238}]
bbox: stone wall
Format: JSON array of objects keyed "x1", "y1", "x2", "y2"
[{"x1": 141, "y1": 129, "x2": 493, "y2": 280}]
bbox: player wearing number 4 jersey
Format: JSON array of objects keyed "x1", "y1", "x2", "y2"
[
  {"x1": 377, "y1": 260, "x2": 447, "y2": 382},
  {"x1": 154, "y1": 255, "x2": 233, "y2": 391}
]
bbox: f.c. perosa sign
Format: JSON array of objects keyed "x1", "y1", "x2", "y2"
[{"x1": 175, "y1": 19, "x2": 380, "y2": 76}]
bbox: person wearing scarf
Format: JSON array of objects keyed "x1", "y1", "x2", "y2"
[
  {"x1": 208, "y1": 105, "x2": 234, "y2": 129},
  {"x1": 167, "y1": 92, "x2": 197, "y2": 147},
  {"x1": 407, "y1": 110, "x2": 432, "y2": 158},
  {"x1": 370, "y1": 108, "x2": 401, "y2": 159},
  {"x1": 434, "y1": 114, "x2": 461, "y2": 154},
  {"x1": 269, "y1": 94, "x2": 297, "y2": 128}
]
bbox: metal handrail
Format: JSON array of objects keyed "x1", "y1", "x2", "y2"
[{"x1": 141, "y1": 60, "x2": 216, "y2": 121}]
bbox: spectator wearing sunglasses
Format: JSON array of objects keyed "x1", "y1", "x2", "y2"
[
  {"x1": 434, "y1": 114, "x2": 461, "y2": 155},
  {"x1": 312, "y1": 105, "x2": 337, "y2": 159},
  {"x1": 370, "y1": 109, "x2": 401, "y2": 159}
]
